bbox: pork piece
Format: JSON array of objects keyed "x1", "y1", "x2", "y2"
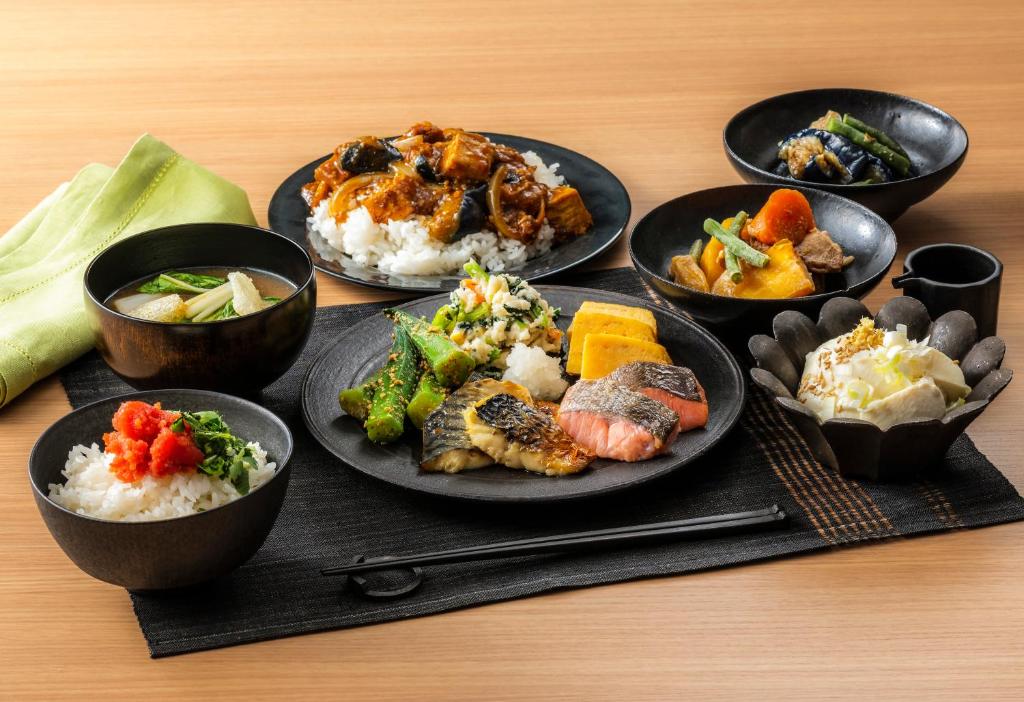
[
  {"x1": 558, "y1": 380, "x2": 680, "y2": 461},
  {"x1": 421, "y1": 379, "x2": 532, "y2": 473},
  {"x1": 545, "y1": 186, "x2": 593, "y2": 237},
  {"x1": 302, "y1": 151, "x2": 351, "y2": 207},
  {"x1": 795, "y1": 228, "x2": 854, "y2": 274},
  {"x1": 494, "y1": 143, "x2": 527, "y2": 166},
  {"x1": 403, "y1": 121, "x2": 445, "y2": 143},
  {"x1": 500, "y1": 164, "x2": 547, "y2": 213},
  {"x1": 362, "y1": 174, "x2": 442, "y2": 223},
  {"x1": 465, "y1": 394, "x2": 594, "y2": 476},
  {"x1": 604, "y1": 362, "x2": 708, "y2": 431},
  {"x1": 438, "y1": 129, "x2": 495, "y2": 181}
]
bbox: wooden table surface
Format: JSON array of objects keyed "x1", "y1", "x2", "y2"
[{"x1": 2, "y1": 1, "x2": 1022, "y2": 699}]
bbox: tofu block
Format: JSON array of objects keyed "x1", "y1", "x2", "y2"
[
  {"x1": 580, "y1": 333, "x2": 672, "y2": 380},
  {"x1": 569, "y1": 301, "x2": 657, "y2": 339},
  {"x1": 566, "y1": 310, "x2": 656, "y2": 375}
]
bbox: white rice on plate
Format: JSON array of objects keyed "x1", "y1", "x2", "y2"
[
  {"x1": 307, "y1": 150, "x2": 565, "y2": 276},
  {"x1": 48, "y1": 442, "x2": 276, "y2": 522}
]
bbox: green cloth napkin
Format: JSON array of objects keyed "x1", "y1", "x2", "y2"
[{"x1": 0, "y1": 134, "x2": 257, "y2": 408}]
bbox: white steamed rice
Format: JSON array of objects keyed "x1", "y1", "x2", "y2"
[
  {"x1": 48, "y1": 442, "x2": 276, "y2": 522},
  {"x1": 308, "y1": 150, "x2": 565, "y2": 276}
]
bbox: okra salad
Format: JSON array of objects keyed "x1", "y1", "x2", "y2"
[{"x1": 338, "y1": 260, "x2": 564, "y2": 443}]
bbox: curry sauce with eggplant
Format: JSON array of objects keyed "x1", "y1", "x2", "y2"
[{"x1": 303, "y1": 122, "x2": 593, "y2": 276}]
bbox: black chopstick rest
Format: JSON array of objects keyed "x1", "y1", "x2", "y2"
[{"x1": 343, "y1": 555, "x2": 424, "y2": 600}]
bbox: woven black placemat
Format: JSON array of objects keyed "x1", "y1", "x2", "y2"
[{"x1": 58, "y1": 267, "x2": 1024, "y2": 657}]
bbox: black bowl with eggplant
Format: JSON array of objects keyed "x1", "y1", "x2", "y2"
[{"x1": 723, "y1": 88, "x2": 968, "y2": 221}]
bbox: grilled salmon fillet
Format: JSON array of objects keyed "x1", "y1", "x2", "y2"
[
  {"x1": 557, "y1": 379, "x2": 680, "y2": 461},
  {"x1": 605, "y1": 362, "x2": 708, "y2": 431}
]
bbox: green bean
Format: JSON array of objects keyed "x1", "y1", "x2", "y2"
[
  {"x1": 826, "y1": 117, "x2": 910, "y2": 177},
  {"x1": 688, "y1": 238, "x2": 704, "y2": 260},
  {"x1": 842, "y1": 114, "x2": 908, "y2": 158},
  {"x1": 724, "y1": 249, "x2": 743, "y2": 283},
  {"x1": 702, "y1": 212, "x2": 768, "y2": 268}
]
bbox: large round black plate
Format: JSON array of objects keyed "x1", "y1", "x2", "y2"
[
  {"x1": 269, "y1": 133, "x2": 630, "y2": 293},
  {"x1": 301, "y1": 287, "x2": 746, "y2": 503}
]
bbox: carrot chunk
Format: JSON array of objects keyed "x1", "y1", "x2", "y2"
[{"x1": 745, "y1": 189, "x2": 816, "y2": 245}]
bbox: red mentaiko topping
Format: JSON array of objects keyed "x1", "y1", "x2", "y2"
[
  {"x1": 111, "y1": 400, "x2": 180, "y2": 442},
  {"x1": 103, "y1": 400, "x2": 204, "y2": 482},
  {"x1": 103, "y1": 431, "x2": 151, "y2": 482},
  {"x1": 149, "y1": 427, "x2": 205, "y2": 477}
]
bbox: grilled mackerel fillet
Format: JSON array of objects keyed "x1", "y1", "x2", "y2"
[
  {"x1": 420, "y1": 379, "x2": 531, "y2": 473},
  {"x1": 465, "y1": 393, "x2": 594, "y2": 476}
]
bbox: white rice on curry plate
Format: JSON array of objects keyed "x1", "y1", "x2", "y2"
[
  {"x1": 48, "y1": 443, "x2": 276, "y2": 522},
  {"x1": 308, "y1": 151, "x2": 566, "y2": 276}
]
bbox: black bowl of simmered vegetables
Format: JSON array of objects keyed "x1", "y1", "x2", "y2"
[
  {"x1": 84, "y1": 223, "x2": 316, "y2": 393},
  {"x1": 629, "y1": 184, "x2": 896, "y2": 333},
  {"x1": 723, "y1": 88, "x2": 968, "y2": 221}
]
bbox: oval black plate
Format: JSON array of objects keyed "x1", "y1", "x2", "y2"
[
  {"x1": 268, "y1": 133, "x2": 630, "y2": 293},
  {"x1": 301, "y1": 287, "x2": 746, "y2": 503}
]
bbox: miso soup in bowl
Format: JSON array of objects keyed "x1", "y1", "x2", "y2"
[{"x1": 84, "y1": 223, "x2": 317, "y2": 393}]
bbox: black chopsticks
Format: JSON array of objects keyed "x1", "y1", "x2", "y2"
[{"x1": 322, "y1": 504, "x2": 787, "y2": 578}]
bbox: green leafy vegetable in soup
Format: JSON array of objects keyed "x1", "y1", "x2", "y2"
[{"x1": 137, "y1": 272, "x2": 227, "y2": 294}]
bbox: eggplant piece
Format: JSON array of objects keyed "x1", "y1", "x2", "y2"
[
  {"x1": 340, "y1": 137, "x2": 401, "y2": 174},
  {"x1": 777, "y1": 128, "x2": 869, "y2": 185},
  {"x1": 861, "y1": 153, "x2": 895, "y2": 184},
  {"x1": 425, "y1": 185, "x2": 488, "y2": 243},
  {"x1": 414, "y1": 154, "x2": 438, "y2": 182},
  {"x1": 457, "y1": 183, "x2": 488, "y2": 237}
]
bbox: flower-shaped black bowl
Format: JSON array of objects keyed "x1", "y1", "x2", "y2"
[
  {"x1": 748, "y1": 297, "x2": 1012, "y2": 481},
  {"x1": 629, "y1": 184, "x2": 896, "y2": 332},
  {"x1": 723, "y1": 88, "x2": 968, "y2": 221}
]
